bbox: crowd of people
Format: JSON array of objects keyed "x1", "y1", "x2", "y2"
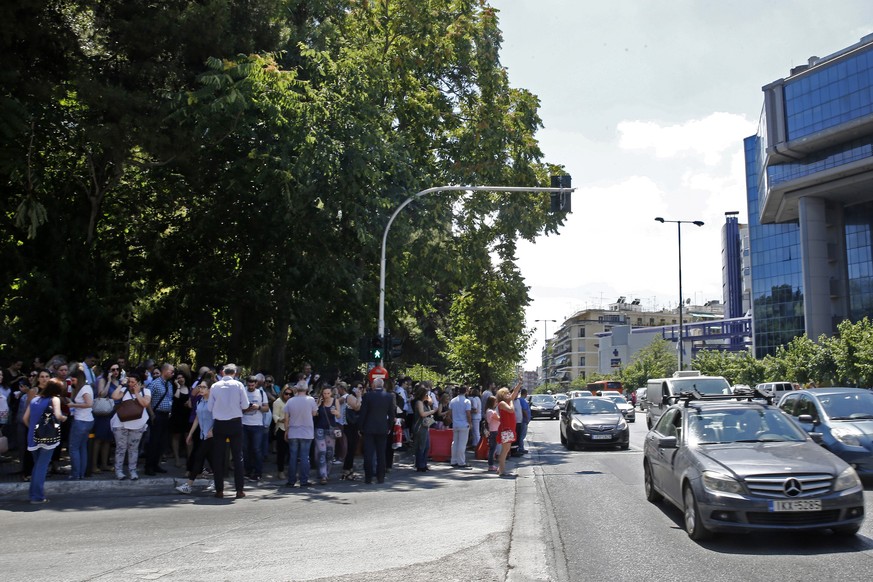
[{"x1": 0, "y1": 355, "x2": 530, "y2": 503}]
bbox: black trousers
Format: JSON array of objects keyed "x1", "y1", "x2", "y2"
[
  {"x1": 342, "y1": 424, "x2": 359, "y2": 471},
  {"x1": 145, "y1": 411, "x2": 170, "y2": 471},
  {"x1": 211, "y1": 418, "x2": 244, "y2": 494},
  {"x1": 187, "y1": 435, "x2": 213, "y2": 480},
  {"x1": 275, "y1": 430, "x2": 288, "y2": 472},
  {"x1": 362, "y1": 433, "x2": 387, "y2": 483}
]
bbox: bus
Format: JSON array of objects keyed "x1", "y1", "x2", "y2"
[{"x1": 586, "y1": 380, "x2": 623, "y2": 395}]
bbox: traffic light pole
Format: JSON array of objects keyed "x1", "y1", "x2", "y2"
[{"x1": 378, "y1": 183, "x2": 575, "y2": 364}]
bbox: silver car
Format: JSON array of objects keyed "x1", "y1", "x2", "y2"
[
  {"x1": 601, "y1": 394, "x2": 635, "y2": 422},
  {"x1": 643, "y1": 398, "x2": 865, "y2": 540}
]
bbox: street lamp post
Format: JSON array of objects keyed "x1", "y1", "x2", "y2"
[
  {"x1": 378, "y1": 183, "x2": 574, "y2": 364},
  {"x1": 654, "y1": 217, "x2": 704, "y2": 371}
]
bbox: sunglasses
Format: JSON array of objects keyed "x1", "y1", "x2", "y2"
[
  {"x1": 283, "y1": 392, "x2": 292, "y2": 396},
  {"x1": 110, "y1": 368, "x2": 119, "y2": 372}
]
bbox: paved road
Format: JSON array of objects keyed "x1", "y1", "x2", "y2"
[
  {"x1": 7, "y1": 409, "x2": 873, "y2": 581},
  {"x1": 524, "y1": 413, "x2": 873, "y2": 582}
]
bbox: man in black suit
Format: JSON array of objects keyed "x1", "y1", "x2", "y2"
[{"x1": 358, "y1": 378, "x2": 395, "y2": 484}]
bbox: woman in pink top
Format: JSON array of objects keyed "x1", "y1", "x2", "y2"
[{"x1": 484, "y1": 396, "x2": 500, "y2": 471}]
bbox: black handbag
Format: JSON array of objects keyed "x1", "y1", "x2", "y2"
[{"x1": 33, "y1": 404, "x2": 61, "y2": 446}]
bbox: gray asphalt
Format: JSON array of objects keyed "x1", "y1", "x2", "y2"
[
  {"x1": 7, "y1": 409, "x2": 873, "y2": 581},
  {"x1": 526, "y1": 413, "x2": 873, "y2": 582}
]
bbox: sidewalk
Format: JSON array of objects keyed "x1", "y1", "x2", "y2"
[{"x1": 0, "y1": 443, "x2": 516, "y2": 499}]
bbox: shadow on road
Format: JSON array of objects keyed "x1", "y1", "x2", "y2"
[{"x1": 653, "y1": 500, "x2": 873, "y2": 555}]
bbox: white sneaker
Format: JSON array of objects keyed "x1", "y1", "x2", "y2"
[
  {"x1": 205, "y1": 482, "x2": 215, "y2": 493},
  {"x1": 175, "y1": 483, "x2": 192, "y2": 494}
]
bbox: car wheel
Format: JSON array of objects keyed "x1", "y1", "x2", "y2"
[
  {"x1": 643, "y1": 461, "x2": 662, "y2": 503},
  {"x1": 683, "y1": 484, "x2": 712, "y2": 541},
  {"x1": 646, "y1": 417, "x2": 652, "y2": 430},
  {"x1": 832, "y1": 524, "x2": 861, "y2": 537},
  {"x1": 620, "y1": 443, "x2": 630, "y2": 450}
]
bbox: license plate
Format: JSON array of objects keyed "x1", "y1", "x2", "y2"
[
  {"x1": 591, "y1": 434, "x2": 612, "y2": 440},
  {"x1": 769, "y1": 499, "x2": 822, "y2": 512}
]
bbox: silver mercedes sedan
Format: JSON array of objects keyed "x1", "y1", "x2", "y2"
[{"x1": 643, "y1": 398, "x2": 865, "y2": 541}]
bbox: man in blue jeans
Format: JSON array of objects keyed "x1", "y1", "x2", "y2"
[
  {"x1": 242, "y1": 376, "x2": 269, "y2": 481},
  {"x1": 284, "y1": 382, "x2": 317, "y2": 487}
]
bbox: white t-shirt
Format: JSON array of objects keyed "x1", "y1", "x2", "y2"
[
  {"x1": 243, "y1": 388, "x2": 268, "y2": 427},
  {"x1": 72, "y1": 385, "x2": 94, "y2": 423},
  {"x1": 470, "y1": 395, "x2": 482, "y2": 420},
  {"x1": 111, "y1": 387, "x2": 151, "y2": 431},
  {"x1": 449, "y1": 395, "x2": 472, "y2": 429}
]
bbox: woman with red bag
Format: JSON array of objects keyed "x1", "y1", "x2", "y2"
[{"x1": 495, "y1": 378, "x2": 522, "y2": 477}]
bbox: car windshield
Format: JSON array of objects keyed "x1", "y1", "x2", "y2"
[
  {"x1": 672, "y1": 377, "x2": 732, "y2": 396},
  {"x1": 818, "y1": 391, "x2": 873, "y2": 420},
  {"x1": 687, "y1": 408, "x2": 807, "y2": 444},
  {"x1": 531, "y1": 396, "x2": 555, "y2": 404},
  {"x1": 554, "y1": 395, "x2": 567, "y2": 401},
  {"x1": 604, "y1": 396, "x2": 627, "y2": 405},
  {"x1": 570, "y1": 398, "x2": 618, "y2": 414}
]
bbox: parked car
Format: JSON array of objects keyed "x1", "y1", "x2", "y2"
[
  {"x1": 644, "y1": 395, "x2": 865, "y2": 540},
  {"x1": 600, "y1": 394, "x2": 635, "y2": 422},
  {"x1": 559, "y1": 397, "x2": 629, "y2": 451},
  {"x1": 529, "y1": 394, "x2": 560, "y2": 420},
  {"x1": 778, "y1": 387, "x2": 873, "y2": 479}
]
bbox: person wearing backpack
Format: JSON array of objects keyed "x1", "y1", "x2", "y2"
[{"x1": 22, "y1": 378, "x2": 66, "y2": 504}]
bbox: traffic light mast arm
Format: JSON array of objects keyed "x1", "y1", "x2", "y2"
[{"x1": 378, "y1": 183, "x2": 574, "y2": 363}]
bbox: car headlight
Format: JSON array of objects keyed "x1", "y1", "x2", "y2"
[
  {"x1": 701, "y1": 471, "x2": 746, "y2": 494},
  {"x1": 832, "y1": 426, "x2": 864, "y2": 447},
  {"x1": 571, "y1": 419, "x2": 585, "y2": 431},
  {"x1": 834, "y1": 466, "x2": 862, "y2": 492},
  {"x1": 617, "y1": 418, "x2": 627, "y2": 430}
]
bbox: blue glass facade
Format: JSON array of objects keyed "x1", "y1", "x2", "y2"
[
  {"x1": 745, "y1": 135, "x2": 804, "y2": 357},
  {"x1": 783, "y1": 49, "x2": 873, "y2": 140},
  {"x1": 846, "y1": 202, "x2": 873, "y2": 322},
  {"x1": 747, "y1": 35, "x2": 873, "y2": 357}
]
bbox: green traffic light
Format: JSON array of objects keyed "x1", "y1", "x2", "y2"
[{"x1": 373, "y1": 348, "x2": 383, "y2": 359}]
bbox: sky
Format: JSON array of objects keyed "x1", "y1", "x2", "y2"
[{"x1": 488, "y1": 0, "x2": 873, "y2": 368}]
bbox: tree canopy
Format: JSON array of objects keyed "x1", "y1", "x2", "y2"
[{"x1": 0, "y1": 0, "x2": 566, "y2": 383}]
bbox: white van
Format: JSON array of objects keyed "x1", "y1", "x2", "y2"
[{"x1": 645, "y1": 371, "x2": 732, "y2": 429}]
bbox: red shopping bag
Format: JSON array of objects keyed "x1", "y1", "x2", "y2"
[{"x1": 475, "y1": 435, "x2": 489, "y2": 460}]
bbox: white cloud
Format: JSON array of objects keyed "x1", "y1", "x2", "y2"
[{"x1": 617, "y1": 113, "x2": 755, "y2": 166}]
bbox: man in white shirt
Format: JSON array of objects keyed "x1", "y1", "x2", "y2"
[
  {"x1": 207, "y1": 364, "x2": 254, "y2": 499},
  {"x1": 469, "y1": 386, "x2": 482, "y2": 448},
  {"x1": 449, "y1": 386, "x2": 472, "y2": 467},
  {"x1": 283, "y1": 382, "x2": 318, "y2": 487},
  {"x1": 242, "y1": 376, "x2": 269, "y2": 482}
]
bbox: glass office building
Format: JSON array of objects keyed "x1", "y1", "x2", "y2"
[{"x1": 746, "y1": 33, "x2": 873, "y2": 357}]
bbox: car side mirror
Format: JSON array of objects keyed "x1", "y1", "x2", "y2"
[
  {"x1": 657, "y1": 436, "x2": 678, "y2": 449},
  {"x1": 798, "y1": 414, "x2": 817, "y2": 425},
  {"x1": 809, "y1": 432, "x2": 824, "y2": 444}
]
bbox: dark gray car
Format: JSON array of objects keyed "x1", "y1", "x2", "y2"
[
  {"x1": 643, "y1": 399, "x2": 865, "y2": 540},
  {"x1": 559, "y1": 397, "x2": 629, "y2": 450}
]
